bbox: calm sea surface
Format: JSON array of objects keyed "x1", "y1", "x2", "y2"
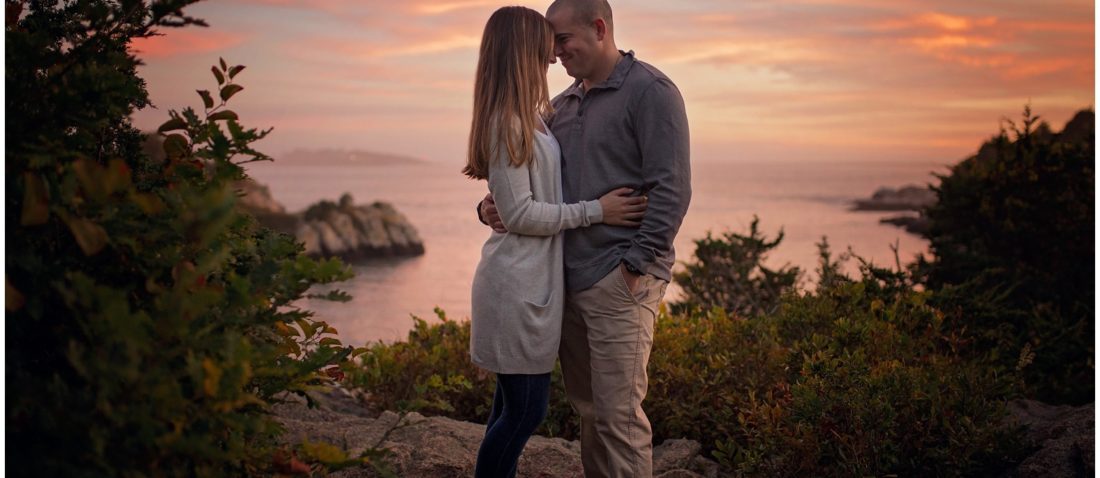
[{"x1": 246, "y1": 158, "x2": 949, "y2": 345}]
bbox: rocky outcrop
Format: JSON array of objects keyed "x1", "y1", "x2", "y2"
[
  {"x1": 235, "y1": 179, "x2": 287, "y2": 215},
  {"x1": 298, "y1": 194, "x2": 424, "y2": 259},
  {"x1": 879, "y1": 214, "x2": 929, "y2": 236},
  {"x1": 1002, "y1": 400, "x2": 1094, "y2": 478},
  {"x1": 273, "y1": 387, "x2": 719, "y2": 478},
  {"x1": 234, "y1": 182, "x2": 423, "y2": 261},
  {"x1": 852, "y1": 185, "x2": 936, "y2": 212},
  {"x1": 853, "y1": 184, "x2": 935, "y2": 236}
]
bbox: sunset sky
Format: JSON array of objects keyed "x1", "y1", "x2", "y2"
[{"x1": 129, "y1": 0, "x2": 1095, "y2": 164}]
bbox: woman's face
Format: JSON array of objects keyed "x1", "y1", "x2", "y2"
[{"x1": 544, "y1": 37, "x2": 557, "y2": 72}]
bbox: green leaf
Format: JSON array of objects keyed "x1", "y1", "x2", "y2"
[
  {"x1": 104, "y1": 159, "x2": 132, "y2": 193},
  {"x1": 319, "y1": 338, "x2": 341, "y2": 346},
  {"x1": 158, "y1": 117, "x2": 187, "y2": 133},
  {"x1": 207, "y1": 110, "x2": 239, "y2": 122},
  {"x1": 219, "y1": 57, "x2": 227, "y2": 71},
  {"x1": 220, "y1": 84, "x2": 244, "y2": 102},
  {"x1": 197, "y1": 89, "x2": 214, "y2": 109},
  {"x1": 228, "y1": 65, "x2": 246, "y2": 79},
  {"x1": 131, "y1": 192, "x2": 166, "y2": 215},
  {"x1": 212, "y1": 66, "x2": 225, "y2": 86},
  {"x1": 163, "y1": 134, "x2": 189, "y2": 159},
  {"x1": 295, "y1": 318, "x2": 316, "y2": 338},
  {"x1": 20, "y1": 172, "x2": 49, "y2": 226}
]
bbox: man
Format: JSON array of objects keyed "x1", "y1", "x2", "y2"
[{"x1": 479, "y1": 0, "x2": 690, "y2": 475}]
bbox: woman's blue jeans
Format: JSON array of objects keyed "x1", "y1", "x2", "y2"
[{"x1": 474, "y1": 372, "x2": 551, "y2": 478}]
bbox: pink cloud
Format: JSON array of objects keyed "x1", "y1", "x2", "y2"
[{"x1": 129, "y1": 29, "x2": 248, "y2": 59}]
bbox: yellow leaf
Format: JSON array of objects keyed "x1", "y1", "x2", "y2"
[
  {"x1": 203, "y1": 358, "x2": 222, "y2": 397},
  {"x1": 275, "y1": 322, "x2": 294, "y2": 337},
  {"x1": 300, "y1": 440, "x2": 349, "y2": 464},
  {"x1": 870, "y1": 299, "x2": 885, "y2": 312},
  {"x1": 63, "y1": 215, "x2": 109, "y2": 256},
  {"x1": 72, "y1": 159, "x2": 107, "y2": 201},
  {"x1": 130, "y1": 192, "x2": 166, "y2": 215}
]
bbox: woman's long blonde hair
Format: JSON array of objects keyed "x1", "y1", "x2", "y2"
[{"x1": 463, "y1": 6, "x2": 555, "y2": 180}]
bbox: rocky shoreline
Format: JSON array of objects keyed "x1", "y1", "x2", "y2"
[{"x1": 236, "y1": 179, "x2": 424, "y2": 261}]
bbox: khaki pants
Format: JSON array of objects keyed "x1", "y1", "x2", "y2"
[{"x1": 560, "y1": 267, "x2": 667, "y2": 478}]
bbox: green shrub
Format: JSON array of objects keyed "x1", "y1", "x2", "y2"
[
  {"x1": 348, "y1": 236, "x2": 1026, "y2": 476},
  {"x1": 672, "y1": 216, "x2": 801, "y2": 317},
  {"x1": 914, "y1": 106, "x2": 1094, "y2": 404},
  {"x1": 7, "y1": 3, "x2": 354, "y2": 475},
  {"x1": 346, "y1": 308, "x2": 581, "y2": 439},
  {"x1": 351, "y1": 309, "x2": 486, "y2": 418},
  {"x1": 655, "y1": 258, "x2": 1026, "y2": 476}
]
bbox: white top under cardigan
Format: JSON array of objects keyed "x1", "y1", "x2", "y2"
[{"x1": 469, "y1": 123, "x2": 603, "y2": 374}]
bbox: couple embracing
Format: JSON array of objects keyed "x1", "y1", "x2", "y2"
[{"x1": 462, "y1": 1, "x2": 690, "y2": 476}]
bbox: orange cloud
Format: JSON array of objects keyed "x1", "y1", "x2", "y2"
[
  {"x1": 129, "y1": 30, "x2": 247, "y2": 59},
  {"x1": 367, "y1": 34, "x2": 480, "y2": 58},
  {"x1": 130, "y1": 0, "x2": 1094, "y2": 165},
  {"x1": 410, "y1": 0, "x2": 501, "y2": 15},
  {"x1": 915, "y1": 12, "x2": 997, "y2": 31}
]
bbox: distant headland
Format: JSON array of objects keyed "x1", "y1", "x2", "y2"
[{"x1": 277, "y1": 148, "x2": 426, "y2": 167}]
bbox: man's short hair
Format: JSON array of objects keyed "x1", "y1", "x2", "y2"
[{"x1": 548, "y1": 0, "x2": 613, "y2": 30}]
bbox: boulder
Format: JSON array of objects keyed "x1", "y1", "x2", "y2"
[
  {"x1": 1002, "y1": 399, "x2": 1094, "y2": 478},
  {"x1": 273, "y1": 387, "x2": 718, "y2": 478},
  {"x1": 295, "y1": 222, "x2": 323, "y2": 256}
]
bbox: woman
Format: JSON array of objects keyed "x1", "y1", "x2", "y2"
[{"x1": 462, "y1": 6, "x2": 646, "y2": 477}]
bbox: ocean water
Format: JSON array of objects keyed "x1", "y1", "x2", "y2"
[{"x1": 246, "y1": 158, "x2": 949, "y2": 345}]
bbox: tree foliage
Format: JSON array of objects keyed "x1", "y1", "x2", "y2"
[
  {"x1": 914, "y1": 106, "x2": 1095, "y2": 404},
  {"x1": 7, "y1": 1, "x2": 356, "y2": 475},
  {"x1": 672, "y1": 216, "x2": 801, "y2": 317}
]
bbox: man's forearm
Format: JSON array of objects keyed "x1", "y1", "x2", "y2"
[{"x1": 622, "y1": 182, "x2": 690, "y2": 272}]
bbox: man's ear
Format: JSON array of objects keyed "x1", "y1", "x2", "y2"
[{"x1": 593, "y1": 18, "x2": 607, "y2": 41}]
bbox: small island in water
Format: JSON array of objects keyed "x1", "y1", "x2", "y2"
[{"x1": 237, "y1": 180, "x2": 425, "y2": 261}]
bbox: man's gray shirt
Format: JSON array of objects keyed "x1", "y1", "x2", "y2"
[{"x1": 549, "y1": 51, "x2": 691, "y2": 292}]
